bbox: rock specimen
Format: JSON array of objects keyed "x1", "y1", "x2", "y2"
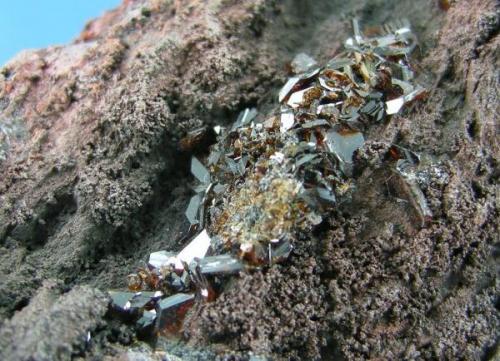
[{"x1": 0, "y1": 0, "x2": 498, "y2": 360}]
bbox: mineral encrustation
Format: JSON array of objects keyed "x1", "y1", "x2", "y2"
[{"x1": 111, "y1": 18, "x2": 431, "y2": 337}]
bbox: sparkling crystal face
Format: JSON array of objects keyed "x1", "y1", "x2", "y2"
[
  {"x1": 176, "y1": 230, "x2": 211, "y2": 266},
  {"x1": 325, "y1": 129, "x2": 365, "y2": 164},
  {"x1": 156, "y1": 293, "x2": 195, "y2": 333},
  {"x1": 290, "y1": 52, "x2": 318, "y2": 74}
]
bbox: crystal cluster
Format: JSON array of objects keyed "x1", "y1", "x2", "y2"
[{"x1": 109, "y1": 19, "x2": 430, "y2": 336}]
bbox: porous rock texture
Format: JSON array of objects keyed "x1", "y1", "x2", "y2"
[{"x1": 0, "y1": 0, "x2": 498, "y2": 360}]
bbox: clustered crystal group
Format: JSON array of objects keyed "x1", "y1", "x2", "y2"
[{"x1": 109, "y1": 19, "x2": 430, "y2": 336}]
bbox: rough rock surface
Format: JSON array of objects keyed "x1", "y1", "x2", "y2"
[
  {"x1": 0, "y1": 281, "x2": 108, "y2": 361},
  {"x1": 0, "y1": 0, "x2": 498, "y2": 360}
]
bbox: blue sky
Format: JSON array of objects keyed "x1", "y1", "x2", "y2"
[{"x1": 0, "y1": 1, "x2": 121, "y2": 66}]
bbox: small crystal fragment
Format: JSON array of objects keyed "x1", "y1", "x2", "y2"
[
  {"x1": 239, "y1": 242, "x2": 268, "y2": 265},
  {"x1": 400, "y1": 65, "x2": 414, "y2": 82},
  {"x1": 213, "y1": 183, "x2": 226, "y2": 194},
  {"x1": 308, "y1": 132, "x2": 318, "y2": 147},
  {"x1": 225, "y1": 156, "x2": 239, "y2": 175},
  {"x1": 301, "y1": 67, "x2": 321, "y2": 79},
  {"x1": 109, "y1": 291, "x2": 136, "y2": 313},
  {"x1": 178, "y1": 126, "x2": 215, "y2": 153},
  {"x1": 295, "y1": 154, "x2": 317, "y2": 168},
  {"x1": 325, "y1": 58, "x2": 354, "y2": 70},
  {"x1": 318, "y1": 78, "x2": 334, "y2": 92},
  {"x1": 287, "y1": 87, "x2": 322, "y2": 109},
  {"x1": 270, "y1": 152, "x2": 285, "y2": 164},
  {"x1": 198, "y1": 255, "x2": 244, "y2": 274},
  {"x1": 280, "y1": 112, "x2": 295, "y2": 133},
  {"x1": 339, "y1": 107, "x2": 360, "y2": 122},
  {"x1": 385, "y1": 97, "x2": 405, "y2": 115},
  {"x1": 352, "y1": 18, "x2": 363, "y2": 45},
  {"x1": 225, "y1": 156, "x2": 248, "y2": 176},
  {"x1": 156, "y1": 293, "x2": 195, "y2": 330},
  {"x1": 170, "y1": 271, "x2": 190, "y2": 291},
  {"x1": 237, "y1": 156, "x2": 248, "y2": 176},
  {"x1": 389, "y1": 145, "x2": 420, "y2": 165},
  {"x1": 242, "y1": 108, "x2": 258, "y2": 125},
  {"x1": 263, "y1": 116, "x2": 278, "y2": 129},
  {"x1": 207, "y1": 150, "x2": 222, "y2": 166},
  {"x1": 270, "y1": 241, "x2": 293, "y2": 263},
  {"x1": 317, "y1": 103, "x2": 340, "y2": 118},
  {"x1": 148, "y1": 250, "x2": 177, "y2": 269},
  {"x1": 325, "y1": 129, "x2": 365, "y2": 163},
  {"x1": 278, "y1": 68, "x2": 320, "y2": 103},
  {"x1": 344, "y1": 37, "x2": 356, "y2": 49},
  {"x1": 392, "y1": 169, "x2": 433, "y2": 227},
  {"x1": 137, "y1": 310, "x2": 157, "y2": 331},
  {"x1": 176, "y1": 229, "x2": 211, "y2": 267},
  {"x1": 316, "y1": 187, "x2": 336, "y2": 203},
  {"x1": 408, "y1": 179, "x2": 433, "y2": 222},
  {"x1": 127, "y1": 273, "x2": 143, "y2": 292},
  {"x1": 392, "y1": 78, "x2": 414, "y2": 95},
  {"x1": 290, "y1": 53, "x2": 317, "y2": 74},
  {"x1": 193, "y1": 183, "x2": 209, "y2": 194},
  {"x1": 385, "y1": 85, "x2": 425, "y2": 116},
  {"x1": 232, "y1": 108, "x2": 258, "y2": 130},
  {"x1": 129, "y1": 291, "x2": 162, "y2": 311},
  {"x1": 240, "y1": 243, "x2": 253, "y2": 253},
  {"x1": 191, "y1": 157, "x2": 210, "y2": 184},
  {"x1": 374, "y1": 41, "x2": 416, "y2": 57},
  {"x1": 360, "y1": 100, "x2": 378, "y2": 115},
  {"x1": 404, "y1": 86, "x2": 426, "y2": 103},
  {"x1": 301, "y1": 119, "x2": 330, "y2": 129},
  {"x1": 185, "y1": 194, "x2": 202, "y2": 225},
  {"x1": 184, "y1": 262, "x2": 215, "y2": 301},
  {"x1": 287, "y1": 88, "x2": 307, "y2": 108},
  {"x1": 213, "y1": 125, "x2": 223, "y2": 134},
  {"x1": 395, "y1": 26, "x2": 413, "y2": 41},
  {"x1": 279, "y1": 76, "x2": 301, "y2": 103},
  {"x1": 306, "y1": 212, "x2": 322, "y2": 225}
]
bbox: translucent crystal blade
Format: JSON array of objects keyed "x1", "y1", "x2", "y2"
[
  {"x1": 325, "y1": 130, "x2": 365, "y2": 163},
  {"x1": 177, "y1": 229, "x2": 211, "y2": 265},
  {"x1": 191, "y1": 156, "x2": 210, "y2": 184},
  {"x1": 198, "y1": 255, "x2": 244, "y2": 274}
]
